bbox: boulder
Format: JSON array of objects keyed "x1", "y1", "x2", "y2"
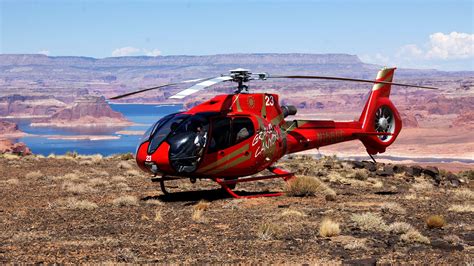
[
  {"x1": 423, "y1": 166, "x2": 441, "y2": 184},
  {"x1": 376, "y1": 165, "x2": 395, "y2": 177},
  {"x1": 362, "y1": 161, "x2": 377, "y2": 172},
  {"x1": 406, "y1": 165, "x2": 423, "y2": 177},
  {"x1": 392, "y1": 165, "x2": 407, "y2": 174},
  {"x1": 431, "y1": 239, "x2": 464, "y2": 251},
  {"x1": 446, "y1": 173, "x2": 461, "y2": 187},
  {"x1": 351, "y1": 161, "x2": 365, "y2": 169},
  {"x1": 0, "y1": 139, "x2": 31, "y2": 155}
]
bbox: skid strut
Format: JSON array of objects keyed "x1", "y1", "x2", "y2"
[
  {"x1": 151, "y1": 175, "x2": 185, "y2": 195},
  {"x1": 152, "y1": 167, "x2": 295, "y2": 199},
  {"x1": 213, "y1": 167, "x2": 295, "y2": 199}
]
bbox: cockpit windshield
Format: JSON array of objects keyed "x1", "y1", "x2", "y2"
[
  {"x1": 167, "y1": 114, "x2": 210, "y2": 173},
  {"x1": 148, "y1": 113, "x2": 190, "y2": 154}
]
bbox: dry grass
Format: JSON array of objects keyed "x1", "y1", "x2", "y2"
[
  {"x1": 125, "y1": 169, "x2": 141, "y2": 177},
  {"x1": 112, "y1": 195, "x2": 139, "y2": 207},
  {"x1": 343, "y1": 239, "x2": 367, "y2": 250},
  {"x1": 319, "y1": 218, "x2": 341, "y2": 237},
  {"x1": 1, "y1": 153, "x2": 20, "y2": 159},
  {"x1": 78, "y1": 160, "x2": 93, "y2": 166},
  {"x1": 5, "y1": 178, "x2": 20, "y2": 185},
  {"x1": 388, "y1": 222, "x2": 414, "y2": 234},
  {"x1": 347, "y1": 169, "x2": 368, "y2": 181},
  {"x1": 194, "y1": 200, "x2": 210, "y2": 211},
  {"x1": 92, "y1": 170, "x2": 109, "y2": 177},
  {"x1": 285, "y1": 176, "x2": 333, "y2": 197},
  {"x1": 404, "y1": 192, "x2": 431, "y2": 201},
  {"x1": 191, "y1": 209, "x2": 206, "y2": 222},
  {"x1": 62, "y1": 182, "x2": 95, "y2": 194},
  {"x1": 281, "y1": 209, "x2": 306, "y2": 218},
  {"x1": 119, "y1": 153, "x2": 134, "y2": 160},
  {"x1": 351, "y1": 212, "x2": 388, "y2": 232},
  {"x1": 452, "y1": 188, "x2": 474, "y2": 201},
  {"x1": 25, "y1": 170, "x2": 43, "y2": 179},
  {"x1": 114, "y1": 182, "x2": 131, "y2": 191},
  {"x1": 368, "y1": 178, "x2": 384, "y2": 188},
  {"x1": 154, "y1": 210, "x2": 163, "y2": 222},
  {"x1": 88, "y1": 178, "x2": 110, "y2": 187},
  {"x1": 118, "y1": 161, "x2": 133, "y2": 170},
  {"x1": 191, "y1": 200, "x2": 210, "y2": 222},
  {"x1": 257, "y1": 222, "x2": 281, "y2": 240},
  {"x1": 400, "y1": 229, "x2": 430, "y2": 245},
  {"x1": 443, "y1": 234, "x2": 462, "y2": 245},
  {"x1": 53, "y1": 173, "x2": 81, "y2": 181},
  {"x1": 381, "y1": 202, "x2": 406, "y2": 214},
  {"x1": 412, "y1": 180, "x2": 433, "y2": 191},
  {"x1": 145, "y1": 199, "x2": 162, "y2": 206},
  {"x1": 90, "y1": 154, "x2": 103, "y2": 164},
  {"x1": 62, "y1": 198, "x2": 98, "y2": 210},
  {"x1": 111, "y1": 175, "x2": 127, "y2": 182},
  {"x1": 426, "y1": 215, "x2": 446, "y2": 229},
  {"x1": 448, "y1": 204, "x2": 474, "y2": 213}
]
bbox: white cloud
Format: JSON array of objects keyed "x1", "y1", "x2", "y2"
[
  {"x1": 112, "y1": 47, "x2": 162, "y2": 57},
  {"x1": 359, "y1": 32, "x2": 474, "y2": 70},
  {"x1": 144, "y1": 49, "x2": 161, "y2": 56},
  {"x1": 396, "y1": 44, "x2": 423, "y2": 58},
  {"x1": 38, "y1": 50, "x2": 50, "y2": 56},
  {"x1": 426, "y1": 32, "x2": 474, "y2": 59},
  {"x1": 112, "y1": 46, "x2": 141, "y2": 57}
]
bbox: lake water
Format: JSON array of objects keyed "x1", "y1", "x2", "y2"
[{"x1": 13, "y1": 104, "x2": 182, "y2": 156}]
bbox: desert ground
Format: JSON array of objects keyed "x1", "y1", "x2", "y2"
[{"x1": 0, "y1": 154, "x2": 472, "y2": 264}]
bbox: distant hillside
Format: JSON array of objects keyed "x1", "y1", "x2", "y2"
[{"x1": 1, "y1": 53, "x2": 468, "y2": 90}]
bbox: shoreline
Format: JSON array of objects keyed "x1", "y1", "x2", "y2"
[
  {"x1": 44, "y1": 135, "x2": 120, "y2": 141},
  {"x1": 30, "y1": 121, "x2": 135, "y2": 128}
]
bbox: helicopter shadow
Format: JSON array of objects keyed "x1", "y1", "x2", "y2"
[{"x1": 141, "y1": 189, "x2": 280, "y2": 203}]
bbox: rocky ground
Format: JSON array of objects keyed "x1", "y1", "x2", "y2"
[{"x1": 0, "y1": 154, "x2": 472, "y2": 264}]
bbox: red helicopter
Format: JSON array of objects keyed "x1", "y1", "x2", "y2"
[{"x1": 111, "y1": 67, "x2": 437, "y2": 198}]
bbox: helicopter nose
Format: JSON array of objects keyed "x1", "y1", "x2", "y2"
[{"x1": 135, "y1": 141, "x2": 173, "y2": 175}]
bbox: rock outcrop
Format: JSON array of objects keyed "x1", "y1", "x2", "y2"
[
  {"x1": 0, "y1": 139, "x2": 31, "y2": 155},
  {"x1": 31, "y1": 96, "x2": 131, "y2": 127}
]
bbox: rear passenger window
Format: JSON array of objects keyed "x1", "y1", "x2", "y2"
[{"x1": 231, "y1": 117, "x2": 254, "y2": 145}]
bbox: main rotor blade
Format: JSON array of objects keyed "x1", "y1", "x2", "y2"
[
  {"x1": 267, "y1": 75, "x2": 439, "y2": 90},
  {"x1": 169, "y1": 76, "x2": 233, "y2": 99},
  {"x1": 109, "y1": 77, "x2": 213, "y2": 100}
]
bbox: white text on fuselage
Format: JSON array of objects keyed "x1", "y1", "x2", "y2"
[{"x1": 252, "y1": 124, "x2": 280, "y2": 158}]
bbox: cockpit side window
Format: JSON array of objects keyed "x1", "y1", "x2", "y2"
[
  {"x1": 208, "y1": 117, "x2": 232, "y2": 153},
  {"x1": 231, "y1": 117, "x2": 255, "y2": 145}
]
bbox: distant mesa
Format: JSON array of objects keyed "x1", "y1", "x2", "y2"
[
  {"x1": 0, "y1": 120, "x2": 27, "y2": 138},
  {"x1": 30, "y1": 96, "x2": 132, "y2": 128},
  {"x1": 0, "y1": 94, "x2": 67, "y2": 118},
  {"x1": 401, "y1": 113, "x2": 420, "y2": 128},
  {"x1": 452, "y1": 111, "x2": 474, "y2": 129}
]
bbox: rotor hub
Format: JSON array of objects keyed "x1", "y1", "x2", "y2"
[{"x1": 378, "y1": 117, "x2": 389, "y2": 130}]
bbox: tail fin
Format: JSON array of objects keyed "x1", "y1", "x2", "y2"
[{"x1": 358, "y1": 67, "x2": 402, "y2": 155}]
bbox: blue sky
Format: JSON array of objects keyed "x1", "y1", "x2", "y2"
[{"x1": 1, "y1": 0, "x2": 473, "y2": 70}]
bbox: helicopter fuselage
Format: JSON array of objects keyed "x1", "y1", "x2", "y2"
[{"x1": 135, "y1": 89, "x2": 400, "y2": 179}]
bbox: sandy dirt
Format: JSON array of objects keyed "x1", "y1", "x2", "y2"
[{"x1": 0, "y1": 155, "x2": 472, "y2": 264}]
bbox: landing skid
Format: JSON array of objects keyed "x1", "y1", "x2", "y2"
[{"x1": 152, "y1": 167, "x2": 295, "y2": 199}]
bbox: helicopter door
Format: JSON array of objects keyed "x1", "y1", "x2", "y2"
[{"x1": 197, "y1": 116, "x2": 255, "y2": 176}]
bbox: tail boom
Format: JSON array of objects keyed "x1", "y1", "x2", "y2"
[{"x1": 283, "y1": 67, "x2": 402, "y2": 155}]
